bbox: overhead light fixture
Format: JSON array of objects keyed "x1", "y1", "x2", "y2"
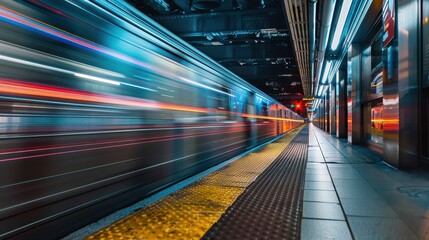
[
  {"x1": 211, "y1": 41, "x2": 223, "y2": 46},
  {"x1": 317, "y1": 85, "x2": 324, "y2": 96},
  {"x1": 323, "y1": 85, "x2": 329, "y2": 95},
  {"x1": 261, "y1": 28, "x2": 278, "y2": 34},
  {"x1": 321, "y1": 61, "x2": 332, "y2": 84},
  {"x1": 331, "y1": 0, "x2": 353, "y2": 50}
]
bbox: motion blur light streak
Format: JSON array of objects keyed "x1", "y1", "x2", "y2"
[
  {"x1": 74, "y1": 73, "x2": 120, "y2": 85},
  {"x1": 0, "y1": 137, "x2": 252, "y2": 216},
  {"x1": 0, "y1": 78, "x2": 211, "y2": 113},
  {"x1": 178, "y1": 76, "x2": 234, "y2": 97},
  {"x1": 0, "y1": 53, "x2": 156, "y2": 91},
  {"x1": 0, "y1": 125, "x2": 247, "y2": 154},
  {"x1": 0, "y1": 127, "x2": 245, "y2": 163},
  {"x1": 0, "y1": 41, "x2": 127, "y2": 78},
  {"x1": 0, "y1": 78, "x2": 156, "y2": 108},
  {"x1": 0, "y1": 1, "x2": 303, "y2": 238},
  {"x1": 121, "y1": 82, "x2": 157, "y2": 92},
  {"x1": 241, "y1": 114, "x2": 304, "y2": 122},
  {"x1": 0, "y1": 54, "x2": 75, "y2": 75},
  {"x1": 0, "y1": 5, "x2": 160, "y2": 75},
  {"x1": 0, "y1": 123, "x2": 245, "y2": 139},
  {"x1": 0, "y1": 5, "x2": 236, "y2": 97}
]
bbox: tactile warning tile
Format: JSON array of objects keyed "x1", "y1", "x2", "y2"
[
  {"x1": 86, "y1": 126, "x2": 305, "y2": 240},
  {"x1": 203, "y1": 126, "x2": 309, "y2": 240}
]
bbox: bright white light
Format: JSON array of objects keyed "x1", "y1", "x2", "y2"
[
  {"x1": 323, "y1": 85, "x2": 329, "y2": 95},
  {"x1": 0, "y1": 54, "x2": 75, "y2": 75},
  {"x1": 75, "y1": 73, "x2": 120, "y2": 85},
  {"x1": 321, "y1": 61, "x2": 332, "y2": 84},
  {"x1": 122, "y1": 82, "x2": 157, "y2": 92},
  {"x1": 313, "y1": 99, "x2": 321, "y2": 110},
  {"x1": 331, "y1": 0, "x2": 353, "y2": 50},
  {"x1": 317, "y1": 85, "x2": 324, "y2": 96},
  {"x1": 178, "y1": 77, "x2": 234, "y2": 97},
  {"x1": 336, "y1": 71, "x2": 339, "y2": 84}
]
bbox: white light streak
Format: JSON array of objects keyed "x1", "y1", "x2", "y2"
[
  {"x1": 0, "y1": 54, "x2": 74, "y2": 75},
  {"x1": 178, "y1": 77, "x2": 234, "y2": 97},
  {"x1": 122, "y1": 83, "x2": 157, "y2": 92},
  {"x1": 74, "y1": 73, "x2": 120, "y2": 85}
]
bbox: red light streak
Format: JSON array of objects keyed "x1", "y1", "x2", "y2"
[
  {"x1": 0, "y1": 128, "x2": 245, "y2": 156},
  {"x1": 0, "y1": 128, "x2": 246, "y2": 163},
  {"x1": 0, "y1": 78, "x2": 208, "y2": 113}
]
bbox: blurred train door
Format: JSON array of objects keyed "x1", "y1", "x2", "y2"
[
  {"x1": 275, "y1": 104, "x2": 280, "y2": 135},
  {"x1": 247, "y1": 92, "x2": 257, "y2": 148}
]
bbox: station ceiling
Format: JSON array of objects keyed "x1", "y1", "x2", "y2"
[{"x1": 128, "y1": 0, "x2": 306, "y2": 107}]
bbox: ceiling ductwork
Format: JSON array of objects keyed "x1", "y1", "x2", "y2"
[
  {"x1": 192, "y1": 0, "x2": 223, "y2": 10},
  {"x1": 132, "y1": 0, "x2": 304, "y2": 108},
  {"x1": 308, "y1": 0, "x2": 317, "y2": 95},
  {"x1": 283, "y1": 0, "x2": 310, "y2": 96}
]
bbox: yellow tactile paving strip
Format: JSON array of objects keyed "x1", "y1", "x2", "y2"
[{"x1": 86, "y1": 126, "x2": 304, "y2": 240}]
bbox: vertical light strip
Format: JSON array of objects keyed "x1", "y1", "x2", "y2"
[
  {"x1": 321, "y1": 61, "x2": 332, "y2": 84},
  {"x1": 331, "y1": 0, "x2": 353, "y2": 50}
]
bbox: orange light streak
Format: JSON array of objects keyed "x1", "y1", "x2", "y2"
[
  {"x1": 0, "y1": 78, "x2": 304, "y2": 122},
  {"x1": 241, "y1": 114, "x2": 304, "y2": 122},
  {"x1": 0, "y1": 79, "x2": 207, "y2": 113}
]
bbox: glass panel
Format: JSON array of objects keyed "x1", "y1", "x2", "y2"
[
  {"x1": 369, "y1": 34, "x2": 383, "y2": 99},
  {"x1": 422, "y1": 0, "x2": 429, "y2": 87},
  {"x1": 370, "y1": 103, "x2": 383, "y2": 144},
  {"x1": 365, "y1": 100, "x2": 383, "y2": 145}
]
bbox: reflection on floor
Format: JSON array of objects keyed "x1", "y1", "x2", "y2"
[{"x1": 303, "y1": 124, "x2": 426, "y2": 240}]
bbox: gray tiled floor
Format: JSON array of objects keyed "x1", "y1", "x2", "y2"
[
  {"x1": 303, "y1": 189, "x2": 339, "y2": 203},
  {"x1": 301, "y1": 124, "x2": 424, "y2": 240},
  {"x1": 341, "y1": 198, "x2": 398, "y2": 217},
  {"x1": 301, "y1": 219, "x2": 352, "y2": 240},
  {"x1": 303, "y1": 202, "x2": 345, "y2": 220},
  {"x1": 335, "y1": 186, "x2": 380, "y2": 199},
  {"x1": 304, "y1": 181, "x2": 335, "y2": 191},
  {"x1": 305, "y1": 174, "x2": 332, "y2": 182},
  {"x1": 305, "y1": 169, "x2": 330, "y2": 175},
  {"x1": 348, "y1": 216, "x2": 419, "y2": 240}
]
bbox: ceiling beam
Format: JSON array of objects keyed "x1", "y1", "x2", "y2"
[
  {"x1": 152, "y1": 8, "x2": 287, "y2": 34},
  {"x1": 227, "y1": 65, "x2": 299, "y2": 76},
  {"x1": 196, "y1": 44, "x2": 295, "y2": 59}
]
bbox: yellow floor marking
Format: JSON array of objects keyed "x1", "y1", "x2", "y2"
[{"x1": 86, "y1": 126, "x2": 304, "y2": 240}]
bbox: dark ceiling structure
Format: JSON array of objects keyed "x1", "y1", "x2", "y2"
[
  {"x1": 128, "y1": 0, "x2": 305, "y2": 109},
  {"x1": 126, "y1": 0, "x2": 378, "y2": 118}
]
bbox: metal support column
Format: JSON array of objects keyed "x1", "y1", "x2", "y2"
[
  {"x1": 330, "y1": 78, "x2": 336, "y2": 135},
  {"x1": 383, "y1": 0, "x2": 419, "y2": 168},
  {"x1": 347, "y1": 44, "x2": 362, "y2": 144},
  {"x1": 336, "y1": 69, "x2": 347, "y2": 138}
]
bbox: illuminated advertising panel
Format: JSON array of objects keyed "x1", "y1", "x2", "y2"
[{"x1": 382, "y1": 0, "x2": 395, "y2": 47}]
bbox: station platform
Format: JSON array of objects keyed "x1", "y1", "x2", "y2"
[{"x1": 65, "y1": 124, "x2": 429, "y2": 240}]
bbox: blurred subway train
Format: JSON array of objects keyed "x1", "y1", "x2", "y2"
[{"x1": 0, "y1": 1, "x2": 303, "y2": 239}]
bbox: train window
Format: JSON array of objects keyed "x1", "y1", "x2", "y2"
[
  {"x1": 363, "y1": 31, "x2": 384, "y2": 101},
  {"x1": 262, "y1": 102, "x2": 268, "y2": 116},
  {"x1": 364, "y1": 100, "x2": 383, "y2": 147}
]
